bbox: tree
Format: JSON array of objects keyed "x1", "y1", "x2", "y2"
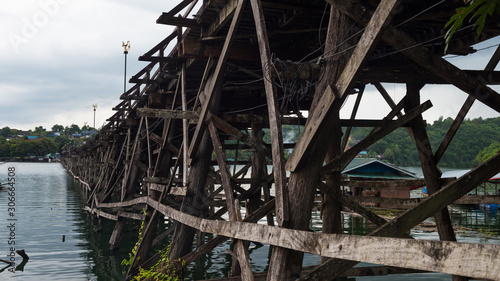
[
  {"x1": 474, "y1": 141, "x2": 500, "y2": 164},
  {"x1": 65, "y1": 124, "x2": 81, "y2": 135},
  {"x1": 0, "y1": 127, "x2": 18, "y2": 138},
  {"x1": 445, "y1": 0, "x2": 500, "y2": 53},
  {"x1": 52, "y1": 124, "x2": 64, "y2": 132}
]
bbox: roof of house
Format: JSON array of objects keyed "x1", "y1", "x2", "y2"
[{"x1": 342, "y1": 158, "x2": 417, "y2": 179}]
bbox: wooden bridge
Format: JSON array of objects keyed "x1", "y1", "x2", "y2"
[{"x1": 61, "y1": 0, "x2": 500, "y2": 280}]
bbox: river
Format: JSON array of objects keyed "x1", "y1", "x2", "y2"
[{"x1": 0, "y1": 163, "x2": 498, "y2": 280}]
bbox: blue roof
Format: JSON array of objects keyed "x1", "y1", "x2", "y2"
[{"x1": 342, "y1": 158, "x2": 417, "y2": 179}]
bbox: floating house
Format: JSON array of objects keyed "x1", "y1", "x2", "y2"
[{"x1": 342, "y1": 158, "x2": 419, "y2": 206}]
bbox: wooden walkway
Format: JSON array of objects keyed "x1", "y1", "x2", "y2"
[{"x1": 61, "y1": 1, "x2": 500, "y2": 280}]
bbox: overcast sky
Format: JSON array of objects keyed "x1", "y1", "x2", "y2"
[{"x1": 1, "y1": 1, "x2": 499, "y2": 131}]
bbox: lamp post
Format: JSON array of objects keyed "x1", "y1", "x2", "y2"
[
  {"x1": 122, "y1": 41, "x2": 131, "y2": 93},
  {"x1": 92, "y1": 104, "x2": 98, "y2": 129}
]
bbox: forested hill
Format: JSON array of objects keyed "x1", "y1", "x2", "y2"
[
  {"x1": 265, "y1": 116, "x2": 500, "y2": 169},
  {"x1": 346, "y1": 116, "x2": 500, "y2": 168}
]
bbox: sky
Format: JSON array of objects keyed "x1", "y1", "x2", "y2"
[{"x1": 0, "y1": 0, "x2": 499, "y2": 131}]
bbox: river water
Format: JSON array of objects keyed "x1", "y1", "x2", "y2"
[{"x1": 0, "y1": 163, "x2": 498, "y2": 280}]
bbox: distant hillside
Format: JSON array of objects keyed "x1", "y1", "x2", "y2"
[{"x1": 348, "y1": 116, "x2": 500, "y2": 168}]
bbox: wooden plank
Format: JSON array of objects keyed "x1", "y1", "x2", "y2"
[
  {"x1": 249, "y1": 0, "x2": 289, "y2": 228},
  {"x1": 206, "y1": 0, "x2": 238, "y2": 36},
  {"x1": 349, "y1": 195, "x2": 500, "y2": 208},
  {"x1": 136, "y1": 108, "x2": 198, "y2": 120},
  {"x1": 98, "y1": 196, "x2": 500, "y2": 280},
  {"x1": 322, "y1": 100, "x2": 432, "y2": 174},
  {"x1": 318, "y1": 182, "x2": 388, "y2": 227},
  {"x1": 188, "y1": 0, "x2": 247, "y2": 160},
  {"x1": 199, "y1": 266, "x2": 428, "y2": 281},
  {"x1": 327, "y1": 0, "x2": 500, "y2": 114},
  {"x1": 164, "y1": 0, "x2": 196, "y2": 17},
  {"x1": 286, "y1": 0, "x2": 401, "y2": 172},
  {"x1": 117, "y1": 211, "x2": 146, "y2": 221},
  {"x1": 156, "y1": 14, "x2": 199, "y2": 29},
  {"x1": 181, "y1": 64, "x2": 189, "y2": 186},
  {"x1": 301, "y1": 152, "x2": 500, "y2": 280},
  {"x1": 207, "y1": 118, "x2": 254, "y2": 278},
  {"x1": 434, "y1": 46, "x2": 500, "y2": 164},
  {"x1": 341, "y1": 87, "x2": 364, "y2": 151},
  {"x1": 211, "y1": 115, "x2": 272, "y2": 157},
  {"x1": 84, "y1": 206, "x2": 118, "y2": 221},
  {"x1": 170, "y1": 186, "x2": 187, "y2": 196}
]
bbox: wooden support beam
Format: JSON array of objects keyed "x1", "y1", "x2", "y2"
[
  {"x1": 198, "y1": 266, "x2": 428, "y2": 281},
  {"x1": 301, "y1": 152, "x2": 500, "y2": 280},
  {"x1": 327, "y1": 0, "x2": 500, "y2": 114},
  {"x1": 406, "y1": 84, "x2": 462, "y2": 281},
  {"x1": 318, "y1": 183, "x2": 387, "y2": 227},
  {"x1": 322, "y1": 100, "x2": 432, "y2": 174},
  {"x1": 286, "y1": 0, "x2": 402, "y2": 172},
  {"x1": 98, "y1": 194, "x2": 500, "y2": 281},
  {"x1": 206, "y1": 0, "x2": 238, "y2": 36},
  {"x1": 435, "y1": 45, "x2": 500, "y2": 164},
  {"x1": 156, "y1": 14, "x2": 200, "y2": 29},
  {"x1": 188, "y1": 0, "x2": 247, "y2": 160},
  {"x1": 136, "y1": 108, "x2": 199, "y2": 120},
  {"x1": 249, "y1": 0, "x2": 289, "y2": 228},
  {"x1": 164, "y1": 0, "x2": 196, "y2": 18},
  {"x1": 341, "y1": 86, "x2": 364, "y2": 151},
  {"x1": 211, "y1": 115, "x2": 272, "y2": 157}
]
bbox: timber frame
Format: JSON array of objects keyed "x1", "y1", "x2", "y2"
[{"x1": 61, "y1": 0, "x2": 500, "y2": 280}]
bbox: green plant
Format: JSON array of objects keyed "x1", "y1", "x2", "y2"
[
  {"x1": 121, "y1": 209, "x2": 147, "y2": 268},
  {"x1": 134, "y1": 245, "x2": 185, "y2": 281},
  {"x1": 444, "y1": 0, "x2": 500, "y2": 53}
]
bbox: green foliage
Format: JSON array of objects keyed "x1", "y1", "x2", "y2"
[
  {"x1": 474, "y1": 141, "x2": 500, "y2": 164},
  {"x1": 0, "y1": 127, "x2": 19, "y2": 138},
  {"x1": 122, "y1": 216, "x2": 183, "y2": 281},
  {"x1": 52, "y1": 124, "x2": 64, "y2": 132},
  {"x1": 444, "y1": 0, "x2": 500, "y2": 53},
  {"x1": 0, "y1": 137, "x2": 57, "y2": 157},
  {"x1": 134, "y1": 247, "x2": 184, "y2": 281}
]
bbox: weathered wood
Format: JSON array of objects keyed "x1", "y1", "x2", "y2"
[
  {"x1": 341, "y1": 86, "x2": 364, "y2": 151},
  {"x1": 188, "y1": 0, "x2": 247, "y2": 160},
  {"x1": 435, "y1": 45, "x2": 500, "y2": 164},
  {"x1": 156, "y1": 14, "x2": 199, "y2": 29},
  {"x1": 318, "y1": 183, "x2": 388, "y2": 227},
  {"x1": 136, "y1": 108, "x2": 198, "y2": 120},
  {"x1": 322, "y1": 100, "x2": 432, "y2": 174},
  {"x1": 327, "y1": 0, "x2": 500, "y2": 114},
  {"x1": 164, "y1": 0, "x2": 196, "y2": 18},
  {"x1": 348, "y1": 195, "x2": 500, "y2": 208},
  {"x1": 206, "y1": 0, "x2": 238, "y2": 36},
  {"x1": 207, "y1": 118, "x2": 254, "y2": 279},
  {"x1": 286, "y1": 0, "x2": 402, "y2": 172},
  {"x1": 181, "y1": 64, "x2": 189, "y2": 186},
  {"x1": 99, "y1": 196, "x2": 500, "y2": 280},
  {"x1": 249, "y1": 0, "x2": 289, "y2": 233},
  {"x1": 406, "y1": 83, "x2": 458, "y2": 246},
  {"x1": 199, "y1": 266, "x2": 429, "y2": 281},
  {"x1": 301, "y1": 152, "x2": 500, "y2": 280},
  {"x1": 211, "y1": 114, "x2": 272, "y2": 157}
]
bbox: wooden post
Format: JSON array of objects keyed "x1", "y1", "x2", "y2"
[
  {"x1": 405, "y1": 83, "x2": 467, "y2": 281},
  {"x1": 249, "y1": 0, "x2": 289, "y2": 228},
  {"x1": 169, "y1": 72, "x2": 222, "y2": 260}
]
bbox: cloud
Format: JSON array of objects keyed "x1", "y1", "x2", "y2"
[
  {"x1": 0, "y1": 0, "x2": 176, "y2": 130},
  {"x1": 0, "y1": 0, "x2": 498, "y2": 132}
]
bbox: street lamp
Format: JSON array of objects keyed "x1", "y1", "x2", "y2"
[
  {"x1": 92, "y1": 104, "x2": 98, "y2": 129},
  {"x1": 122, "y1": 41, "x2": 131, "y2": 93}
]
